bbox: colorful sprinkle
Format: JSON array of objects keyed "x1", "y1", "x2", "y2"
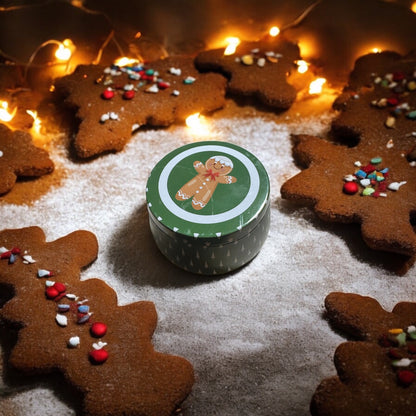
[
  {"x1": 68, "y1": 336, "x2": 80, "y2": 348},
  {"x1": 183, "y1": 76, "x2": 196, "y2": 85},
  {"x1": 343, "y1": 181, "x2": 359, "y2": 195},
  {"x1": 398, "y1": 370, "x2": 415, "y2": 386},
  {"x1": 91, "y1": 322, "x2": 107, "y2": 338},
  {"x1": 56, "y1": 313, "x2": 68, "y2": 327},
  {"x1": 89, "y1": 348, "x2": 109, "y2": 365}
]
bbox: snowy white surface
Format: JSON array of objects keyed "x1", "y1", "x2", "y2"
[{"x1": 0, "y1": 105, "x2": 414, "y2": 416}]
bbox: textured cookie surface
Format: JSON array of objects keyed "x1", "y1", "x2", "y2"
[
  {"x1": 0, "y1": 226, "x2": 194, "y2": 416},
  {"x1": 280, "y1": 132, "x2": 416, "y2": 274},
  {"x1": 311, "y1": 292, "x2": 416, "y2": 416},
  {"x1": 54, "y1": 55, "x2": 227, "y2": 158},
  {"x1": 0, "y1": 123, "x2": 54, "y2": 195},
  {"x1": 195, "y1": 36, "x2": 300, "y2": 110},
  {"x1": 332, "y1": 51, "x2": 416, "y2": 158}
]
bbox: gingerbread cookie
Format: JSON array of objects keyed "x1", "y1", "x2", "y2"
[
  {"x1": 175, "y1": 155, "x2": 237, "y2": 210},
  {"x1": 0, "y1": 123, "x2": 54, "y2": 195},
  {"x1": 194, "y1": 36, "x2": 300, "y2": 110},
  {"x1": 280, "y1": 134, "x2": 416, "y2": 274},
  {"x1": 54, "y1": 55, "x2": 227, "y2": 158},
  {"x1": 311, "y1": 292, "x2": 416, "y2": 415},
  {"x1": 332, "y1": 51, "x2": 416, "y2": 160},
  {"x1": 0, "y1": 226, "x2": 194, "y2": 416}
]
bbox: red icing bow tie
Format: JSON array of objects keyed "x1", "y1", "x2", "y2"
[{"x1": 204, "y1": 169, "x2": 220, "y2": 180}]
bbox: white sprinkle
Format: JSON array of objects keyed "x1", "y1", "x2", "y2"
[
  {"x1": 193, "y1": 233, "x2": 199, "y2": 238},
  {"x1": 172, "y1": 90, "x2": 180, "y2": 96},
  {"x1": 66, "y1": 293, "x2": 77, "y2": 300},
  {"x1": 157, "y1": 216, "x2": 162, "y2": 221},
  {"x1": 100, "y1": 113, "x2": 110, "y2": 123},
  {"x1": 408, "y1": 325, "x2": 416, "y2": 333},
  {"x1": 386, "y1": 139, "x2": 394, "y2": 149},
  {"x1": 216, "y1": 232, "x2": 222, "y2": 237},
  {"x1": 379, "y1": 193, "x2": 387, "y2": 197},
  {"x1": 257, "y1": 57, "x2": 266, "y2": 67},
  {"x1": 410, "y1": 161, "x2": 416, "y2": 167},
  {"x1": 173, "y1": 227, "x2": 179, "y2": 232},
  {"x1": 109, "y1": 112, "x2": 119, "y2": 120},
  {"x1": 343, "y1": 174, "x2": 356, "y2": 182},
  {"x1": 388, "y1": 181, "x2": 407, "y2": 191},
  {"x1": 0, "y1": 246, "x2": 8, "y2": 254},
  {"x1": 93, "y1": 341, "x2": 107, "y2": 350},
  {"x1": 37, "y1": 269, "x2": 51, "y2": 278},
  {"x1": 393, "y1": 358, "x2": 414, "y2": 367},
  {"x1": 45, "y1": 280, "x2": 55, "y2": 287},
  {"x1": 68, "y1": 336, "x2": 80, "y2": 348},
  {"x1": 360, "y1": 179, "x2": 371, "y2": 187},
  {"x1": 169, "y1": 67, "x2": 181, "y2": 76},
  {"x1": 0, "y1": 150, "x2": 3, "y2": 157},
  {"x1": 56, "y1": 314, "x2": 68, "y2": 327},
  {"x1": 123, "y1": 83, "x2": 134, "y2": 91},
  {"x1": 145, "y1": 84, "x2": 159, "y2": 93},
  {"x1": 22, "y1": 255, "x2": 36, "y2": 264},
  {"x1": 354, "y1": 161, "x2": 361, "y2": 167},
  {"x1": 251, "y1": 48, "x2": 260, "y2": 54}
]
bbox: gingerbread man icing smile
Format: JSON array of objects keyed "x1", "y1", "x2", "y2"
[{"x1": 175, "y1": 155, "x2": 237, "y2": 210}]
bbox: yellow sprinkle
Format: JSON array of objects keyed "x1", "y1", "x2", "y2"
[
  {"x1": 241, "y1": 54, "x2": 254, "y2": 65},
  {"x1": 389, "y1": 328, "x2": 404, "y2": 334}
]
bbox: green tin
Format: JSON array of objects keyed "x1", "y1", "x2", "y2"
[{"x1": 146, "y1": 141, "x2": 270, "y2": 275}]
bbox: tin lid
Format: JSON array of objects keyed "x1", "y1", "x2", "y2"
[{"x1": 146, "y1": 141, "x2": 270, "y2": 238}]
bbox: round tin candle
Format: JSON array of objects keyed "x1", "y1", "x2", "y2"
[{"x1": 146, "y1": 141, "x2": 270, "y2": 275}]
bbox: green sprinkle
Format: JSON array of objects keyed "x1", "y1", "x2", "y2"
[
  {"x1": 397, "y1": 332, "x2": 407, "y2": 347},
  {"x1": 406, "y1": 110, "x2": 416, "y2": 120},
  {"x1": 371, "y1": 157, "x2": 382, "y2": 164},
  {"x1": 362, "y1": 187, "x2": 375, "y2": 196}
]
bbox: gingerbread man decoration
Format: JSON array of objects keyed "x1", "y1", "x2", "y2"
[{"x1": 175, "y1": 155, "x2": 237, "y2": 210}]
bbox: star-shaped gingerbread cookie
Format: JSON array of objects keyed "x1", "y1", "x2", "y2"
[
  {"x1": 194, "y1": 36, "x2": 300, "y2": 110},
  {"x1": 54, "y1": 55, "x2": 227, "y2": 158},
  {"x1": 280, "y1": 134, "x2": 416, "y2": 274},
  {"x1": 0, "y1": 226, "x2": 194, "y2": 416},
  {"x1": 311, "y1": 292, "x2": 416, "y2": 416},
  {"x1": 0, "y1": 123, "x2": 54, "y2": 195}
]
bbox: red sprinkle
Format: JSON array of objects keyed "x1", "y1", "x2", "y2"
[
  {"x1": 91, "y1": 322, "x2": 107, "y2": 338},
  {"x1": 0, "y1": 251, "x2": 11, "y2": 259},
  {"x1": 11, "y1": 247, "x2": 21, "y2": 255},
  {"x1": 388, "y1": 348, "x2": 403, "y2": 359},
  {"x1": 157, "y1": 81, "x2": 170, "y2": 89},
  {"x1": 102, "y1": 88, "x2": 115, "y2": 100},
  {"x1": 123, "y1": 90, "x2": 135, "y2": 100},
  {"x1": 387, "y1": 97, "x2": 399, "y2": 106},
  {"x1": 343, "y1": 181, "x2": 359, "y2": 195},
  {"x1": 393, "y1": 71, "x2": 405, "y2": 81},
  {"x1": 45, "y1": 286, "x2": 60, "y2": 299},
  {"x1": 53, "y1": 282, "x2": 66, "y2": 293},
  {"x1": 89, "y1": 349, "x2": 109, "y2": 364},
  {"x1": 397, "y1": 370, "x2": 415, "y2": 386},
  {"x1": 362, "y1": 164, "x2": 376, "y2": 174}
]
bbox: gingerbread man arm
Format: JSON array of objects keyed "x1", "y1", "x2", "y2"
[
  {"x1": 217, "y1": 175, "x2": 237, "y2": 184},
  {"x1": 193, "y1": 161, "x2": 206, "y2": 174}
]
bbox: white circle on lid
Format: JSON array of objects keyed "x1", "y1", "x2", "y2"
[{"x1": 158, "y1": 144, "x2": 259, "y2": 224}]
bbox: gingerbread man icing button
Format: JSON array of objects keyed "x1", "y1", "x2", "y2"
[{"x1": 146, "y1": 141, "x2": 270, "y2": 275}]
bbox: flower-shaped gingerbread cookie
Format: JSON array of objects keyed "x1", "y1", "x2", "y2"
[
  {"x1": 54, "y1": 55, "x2": 227, "y2": 158},
  {"x1": 195, "y1": 36, "x2": 300, "y2": 110},
  {"x1": 311, "y1": 292, "x2": 416, "y2": 416},
  {"x1": 0, "y1": 123, "x2": 54, "y2": 195},
  {"x1": 280, "y1": 134, "x2": 416, "y2": 274},
  {"x1": 332, "y1": 51, "x2": 416, "y2": 160},
  {"x1": 0, "y1": 226, "x2": 194, "y2": 416}
]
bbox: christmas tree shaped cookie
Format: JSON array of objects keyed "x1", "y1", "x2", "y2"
[{"x1": 0, "y1": 226, "x2": 194, "y2": 416}]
